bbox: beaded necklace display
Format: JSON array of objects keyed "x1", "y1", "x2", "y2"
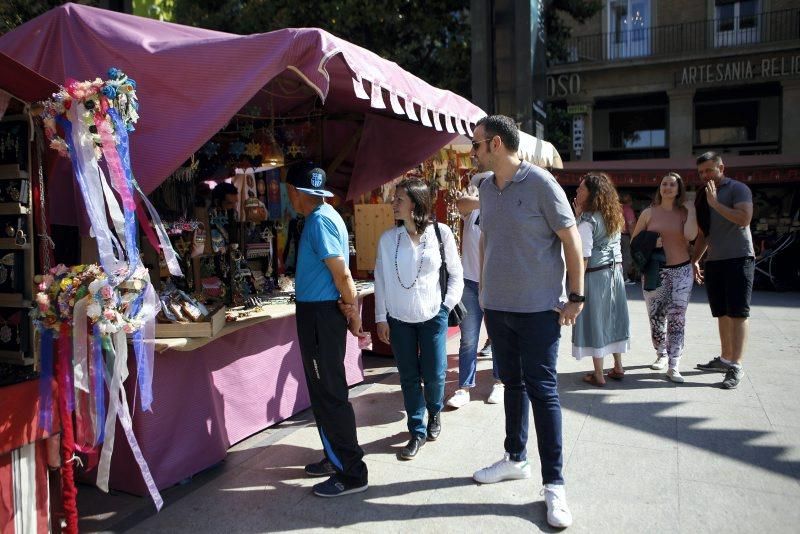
[{"x1": 394, "y1": 226, "x2": 427, "y2": 289}]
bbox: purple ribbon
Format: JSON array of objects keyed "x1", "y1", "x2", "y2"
[
  {"x1": 38, "y1": 329, "x2": 54, "y2": 432},
  {"x1": 93, "y1": 324, "x2": 106, "y2": 444}
]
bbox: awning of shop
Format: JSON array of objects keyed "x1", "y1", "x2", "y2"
[
  {"x1": 445, "y1": 132, "x2": 563, "y2": 169},
  {"x1": 557, "y1": 152, "x2": 800, "y2": 187},
  {"x1": 0, "y1": 52, "x2": 58, "y2": 105},
  {"x1": 518, "y1": 132, "x2": 563, "y2": 169},
  {"x1": 0, "y1": 3, "x2": 485, "y2": 223}
]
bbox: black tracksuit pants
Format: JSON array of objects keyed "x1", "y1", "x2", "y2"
[{"x1": 295, "y1": 300, "x2": 368, "y2": 486}]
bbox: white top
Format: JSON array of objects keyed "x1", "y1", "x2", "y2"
[
  {"x1": 461, "y1": 209, "x2": 481, "y2": 282},
  {"x1": 374, "y1": 223, "x2": 464, "y2": 324},
  {"x1": 577, "y1": 220, "x2": 622, "y2": 261}
]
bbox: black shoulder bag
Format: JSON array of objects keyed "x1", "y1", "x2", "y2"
[{"x1": 433, "y1": 222, "x2": 467, "y2": 327}]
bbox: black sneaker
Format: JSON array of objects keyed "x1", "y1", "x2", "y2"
[
  {"x1": 721, "y1": 366, "x2": 744, "y2": 389},
  {"x1": 427, "y1": 412, "x2": 441, "y2": 441},
  {"x1": 696, "y1": 357, "x2": 731, "y2": 373},
  {"x1": 400, "y1": 435, "x2": 426, "y2": 460},
  {"x1": 305, "y1": 458, "x2": 336, "y2": 477},
  {"x1": 312, "y1": 475, "x2": 368, "y2": 498}
]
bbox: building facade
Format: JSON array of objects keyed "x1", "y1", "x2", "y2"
[{"x1": 546, "y1": 0, "x2": 799, "y2": 186}]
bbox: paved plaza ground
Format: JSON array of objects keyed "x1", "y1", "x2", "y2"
[{"x1": 79, "y1": 287, "x2": 800, "y2": 533}]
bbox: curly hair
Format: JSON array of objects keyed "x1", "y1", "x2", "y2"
[
  {"x1": 395, "y1": 178, "x2": 433, "y2": 234},
  {"x1": 580, "y1": 173, "x2": 624, "y2": 236}
]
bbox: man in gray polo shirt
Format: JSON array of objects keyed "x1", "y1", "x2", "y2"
[
  {"x1": 469, "y1": 115, "x2": 584, "y2": 529},
  {"x1": 691, "y1": 152, "x2": 754, "y2": 389}
]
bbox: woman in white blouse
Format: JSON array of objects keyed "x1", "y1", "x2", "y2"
[{"x1": 374, "y1": 178, "x2": 464, "y2": 460}]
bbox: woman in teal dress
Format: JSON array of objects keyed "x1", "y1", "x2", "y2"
[{"x1": 572, "y1": 173, "x2": 631, "y2": 386}]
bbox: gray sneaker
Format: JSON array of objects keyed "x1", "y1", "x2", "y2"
[
  {"x1": 721, "y1": 366, "x2": 744, "y2": 389},
  {"x1": 696, "y1": 356, "x2": 731, "y2": 373}
]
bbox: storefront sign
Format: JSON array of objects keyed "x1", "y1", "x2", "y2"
[
  {"x1": 567, "y1": 104, "x2": 590, "y2": 115},
  {"x1": 547, "y1": 73, "x2": 582, "y2": 98},
  {"x1": 572, "y1": 115, "x2": 584, "y2": 156},
  {"x1": 679, "y1": 55, "x2": 800, "y2": 86}
]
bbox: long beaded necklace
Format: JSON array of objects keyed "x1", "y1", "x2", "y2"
[{"x1": 394, "y1": 227, "x2": 427, "y2": 289}]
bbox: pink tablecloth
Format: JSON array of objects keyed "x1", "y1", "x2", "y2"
[{"x1": 98, "y1": 310, "x2": 365, "y2": 496}]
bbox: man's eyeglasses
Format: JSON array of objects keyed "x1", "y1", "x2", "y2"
[{"x1": 471, "y1": 138, "x2": 492, "y2": 150}]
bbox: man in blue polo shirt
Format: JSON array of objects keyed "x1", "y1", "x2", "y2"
[{"x1": 286, "y1": 163, "x2": 368, "y2": 498}]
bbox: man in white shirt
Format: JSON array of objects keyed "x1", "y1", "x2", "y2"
[{"x1": 446, "y1": 173, "x2": 503, "y2": 408}]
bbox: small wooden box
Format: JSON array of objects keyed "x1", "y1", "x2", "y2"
[{"x1": 155, "y1": 305, "x2": 226, "y2": 339}]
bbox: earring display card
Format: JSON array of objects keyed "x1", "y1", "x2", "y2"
[
  {"x1": 0, "y1": 121, "x2": 29, "y2": 171},
  {"x1": 0, "y1": 179, "x2": 30, "y2": 205},
  {"x1": 0, "y1": 308, "x2": 29, "y2": 352},
  {"x1": 0, "y1": 251, "x2": 23, "y2": 293}
]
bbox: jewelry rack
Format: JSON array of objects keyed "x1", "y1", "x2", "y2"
[{"x1": 0, "y1": 112, "x2": 35, "y2": 365}]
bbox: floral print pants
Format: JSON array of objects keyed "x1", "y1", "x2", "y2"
[{"x1": 643, "y1": 263, "x2": 693, "y2": 370}]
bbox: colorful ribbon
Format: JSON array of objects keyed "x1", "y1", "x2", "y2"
[
  {"x1": 37, "y1": 329, "x2": 55, "y2": 432},
  {"x1": 108, "y1": 108, "x2": 182, "y2": 278}
]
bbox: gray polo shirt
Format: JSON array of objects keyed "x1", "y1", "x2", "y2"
[
  {"x1": 706, "y1": 177, "x2": 754, "y2": 261},
  {"x1": 479, "y1": 161, "x2": 576, "y2": 313}
]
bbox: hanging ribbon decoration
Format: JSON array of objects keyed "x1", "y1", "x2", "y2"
[
  {"x1": 34, "y1": 68, "x2": 171, "y2": 512},
  {"x1": 107, "y1": 107, "x2": 182, "y2": 278}
]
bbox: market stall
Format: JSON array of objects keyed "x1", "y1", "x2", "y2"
[{"x1": 0, "y1": 4, "x2": 486, "y2": 500}]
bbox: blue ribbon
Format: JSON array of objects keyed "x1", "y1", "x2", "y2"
[
  {"x1": 93, "y1": 324, "x2": 106, "y2": 444},
  {"x1": 38, "y1": 329, "x2": 54, "y2": 432},
  {"x1": 129, "y1": 292, "x2": 153, "y2": 412}
]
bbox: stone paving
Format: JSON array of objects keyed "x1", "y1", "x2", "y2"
[{"x1": 78, "y1": 287, "x2": 800, "y2": 533}]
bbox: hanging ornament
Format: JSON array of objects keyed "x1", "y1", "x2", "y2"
[
  {"x1": 228, "y1": 140, "x2": 246, "y2": 158},
  {"x1": 245, "y1": 141, "x2": 261, "y2": 158}
]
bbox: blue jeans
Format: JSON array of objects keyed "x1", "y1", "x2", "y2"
[
  {"x1": 484, "y1": 309, "x2": 564, "y2": 485},
  {"x1": 388, "y1": 305, "x2": 449, "y2": 438},
  {"x1": 458, "y1": 279, "x2": 498, "y2": 387}
]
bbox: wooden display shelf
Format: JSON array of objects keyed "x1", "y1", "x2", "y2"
[
  {"x1": 0, "y1": 238, "x2": 30, "y2": 249},
  {"x1": 0, "y1": 350, "x2": 34, "y2": 365},
  {"x1": 0, "y1": 204, "x2": 29, "y2": 215},
  {"x1": 0, "y1": 164, "x2": 29, "y2": 180},
  {"x1": 155, "y1": 305, "x2": 226, "y2": 339},
  {"x1": 0, "y1": 294, "x2": 31, "y2": 308}
]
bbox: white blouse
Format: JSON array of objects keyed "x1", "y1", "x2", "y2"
[{"x1": 374, "y1": 223, "x2": 464, "y2": 324}]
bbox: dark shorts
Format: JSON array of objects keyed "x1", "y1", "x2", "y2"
[{"x1": 704, "y1": 256, "x2": 754, "y2": 318}]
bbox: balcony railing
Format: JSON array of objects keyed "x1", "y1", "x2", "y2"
[{"x1": 554, "y1": 8, "x2": 800, "y2": 66}]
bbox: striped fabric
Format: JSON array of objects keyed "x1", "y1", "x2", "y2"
[{"x1": 0, "y1": 441, "x2": 50, "y2": 534}]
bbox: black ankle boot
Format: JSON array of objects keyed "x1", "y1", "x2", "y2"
[
  {"x1": 400, "y1": 435, "x2": 426, "y2": 460},
  {"x1": 427, "y1": 412, "x2": 441, "y2": 441}
]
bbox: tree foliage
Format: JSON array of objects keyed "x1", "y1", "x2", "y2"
[
  {"x1": 0, "y1": 0, "x2": 97, "y2": 34},
  {"x1": 545, "y1": 0, "x2": 603, "y2": 64},
  {"x1": 172, "y1": 0, "x2": 471, "y2": 99}
]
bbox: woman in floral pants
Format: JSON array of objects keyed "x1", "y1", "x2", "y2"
[{"x1": 631, "y1": 173, "x2": 698, "y2": 383}]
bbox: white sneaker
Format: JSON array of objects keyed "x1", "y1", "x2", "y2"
[
  {"x1": 446, "y1": 389, "x2": 470, "y2": 409},
  {"x1": 543, "y1": 484, "x2": 573, "y2": 528},
  {"x1": 473, "y1": 453, "x2": 531, "y2": 484},
  {"x1": 667, "y1": 369, "x2": 685, "y2": 383},
  {"x1": 487, "y1": 383, "x2": 504, "y2": 404},
  {"x1": 650, "y1": 355, "x2": 668, "y2": 370}
]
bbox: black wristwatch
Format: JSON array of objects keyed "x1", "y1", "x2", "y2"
[{"x1": 568, "y1": 292, "x2": 585, "y2": 303}]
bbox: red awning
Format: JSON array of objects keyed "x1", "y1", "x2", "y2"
[{"x1": 0, "y1": 52, "x2": 58, "y2": 104}]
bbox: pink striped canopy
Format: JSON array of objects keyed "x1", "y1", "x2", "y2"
[{"x1": 0, "y1": 3, "x2": 484, "y2": 223}]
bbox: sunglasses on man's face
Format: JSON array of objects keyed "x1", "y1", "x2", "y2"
[{"x1": 471, "y1": 138, "x2": 492, "y2": 150}]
